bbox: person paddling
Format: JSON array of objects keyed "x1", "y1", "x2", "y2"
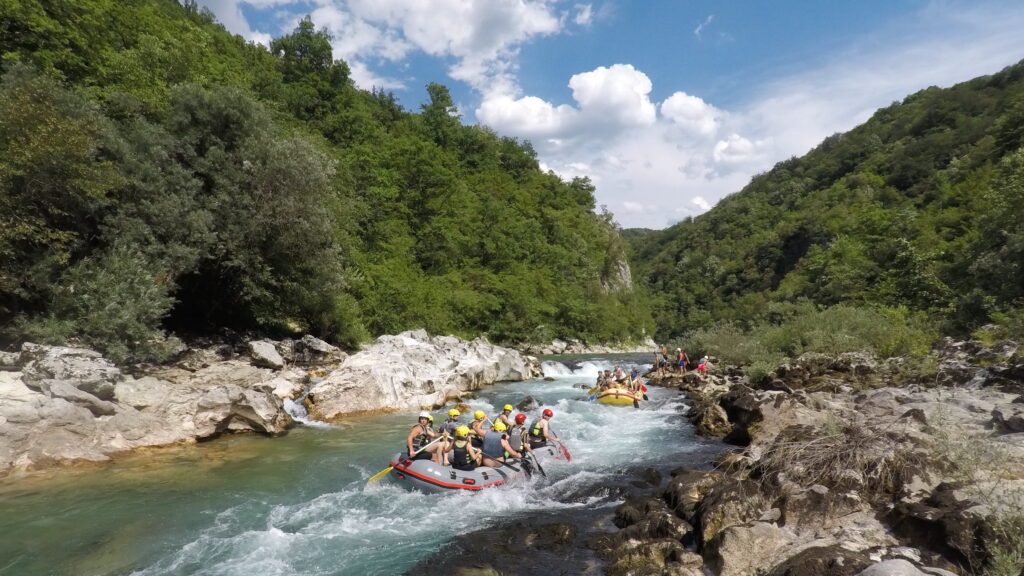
[
  {"x1": 446, "y1": 426, "x2": 482, "y2": 471},
  {"x1": 481, "y1": 421, "x2": 525, "y2": 467},
  {"x1": 495, "y1": 404, "x2": 514, "y2": 429},
  {"x1": 406, "y1": 411, "x2": 444, "y2": 464},
  {"x1": 469, "y1": 410, "x2": 487, "y2": 448},
  {"x1": 528, "y1": 408, "x2": 561, "y2": 449}
]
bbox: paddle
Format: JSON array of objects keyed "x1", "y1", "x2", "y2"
[
  {"x1": 521, "y1": 452, "x2": 546, "y2": 477},
  {"x1": 367, "y1": 434, "x2": 445, "y2": 482},
  {"x1": 555, "y1": 439, "x2": 572, "y2": 462}
]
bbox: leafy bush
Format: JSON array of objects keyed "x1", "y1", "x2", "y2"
[
  {"x1": 17, "y1": 243, "x2": 175, "y2": 363},
  {"x1": 681, "y1": 304, "x2": 937, "y2": 375}
]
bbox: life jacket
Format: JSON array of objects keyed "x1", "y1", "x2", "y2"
[
  {"x1": 529, "y1": 419, "x2": 549, "y2": 447},
  {"x1": 452, "y1": 439, "x2": 474, "y2": 470},
  {"x1": 507, "y1": 426, "x2": 526, "y2": 451},
  {"x1": 482, "y1": 431, "x2": 505, "y2": 459},
  {"x1": 440, "y1": 419, "x2": 459, "y2": 435},
  {"x1": 411, "y1": 424, "x2": 433, "y2": 452}
]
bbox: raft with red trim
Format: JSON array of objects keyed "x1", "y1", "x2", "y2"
[{"x1": 387, "y1": 443, "x2": 565, "y2": 492}]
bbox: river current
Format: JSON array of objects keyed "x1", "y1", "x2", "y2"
[{"x1": 0, "y1": 355, "x2": 715, "y2": 576}]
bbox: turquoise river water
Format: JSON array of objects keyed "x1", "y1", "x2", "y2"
[{"x1": 0, "y1": 356, "x2": 715, "y2": 576}]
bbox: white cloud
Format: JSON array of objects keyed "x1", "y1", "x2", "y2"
[
  {"x1": 693, "y1": 14, "x2": 714, "y2": 38},
  {"x1": 203, "y1": 1, "x2": 1024, "y2": 229},
  {"x1": 574, "y1": 4, "x2": 594, "y2": 27},
  {"x1": 660, "y1": 92, "x2": 721, "y2": 137}
]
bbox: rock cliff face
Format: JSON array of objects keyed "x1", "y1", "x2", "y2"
[{"x1": 305, "y1": 330, "x2": 539, "y2": 422}]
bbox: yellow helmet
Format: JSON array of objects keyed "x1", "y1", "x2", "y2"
[
  {"x1": 455, "y1": 425, "x2": 470, "y2": 438},
  {"x1": 503, "y1": 404, "x2": 513, "y2": 412},
  {"x1": 492, "y1": 421, "x2": 507, "y2": 432},
  {"x1": 473, "y1": 410, "x2": 486, "y2": 420},
  {"x1": 448, "y1": 408, "x2": 460, "y2": 417}
]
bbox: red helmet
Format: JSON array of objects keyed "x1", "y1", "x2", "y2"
[
  {"x1": 543, "y1": 409, "x2": 554, "y2": 418},
  {"x1": 515, "y1": 413, "x2": 527, "y2": 425}
]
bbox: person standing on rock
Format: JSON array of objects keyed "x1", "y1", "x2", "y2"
[
  {"x1": 528, "y1": 409, "x2": 561, "y2": 449},
  {"x1": 696, "y1": 355, "x2": 713, "y2": 378},
  {"x1": 676, "y1": 349, "x2": 689, "y2": 375},
  {"x1": 406, "y1": 411, "x2": 444, "y2": 464},
  {"x1": 495, "y1": 404, "x2": 514, "y2": 429}
]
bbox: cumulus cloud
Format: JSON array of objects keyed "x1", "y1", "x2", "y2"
[
  {"x1": 660, "y1": 92, "x2": 721, "y2": 137},
  {"x1": 202, "y1": 0, "x2": 1024, "y2": 229}
]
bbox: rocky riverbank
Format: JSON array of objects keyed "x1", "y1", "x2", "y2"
[
  {"x1": 415, "y1": 337, "x2": 1024, "y2": 576},
  {"x1": 594, "y1": 338, "x2": 1024, "y2": 575},
  {"x1": 0, "y1": 330, "x2": 538, "y2": 478}
]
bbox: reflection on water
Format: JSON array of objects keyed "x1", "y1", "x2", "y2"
[{"x1": 0, "y1": 355, "x2": 710, "y2": 576}]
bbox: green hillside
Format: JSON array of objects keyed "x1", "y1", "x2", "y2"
[
  {"x1": 628, "y1": 59, "x2": 1024, "y2": 343},
  {"x1": 0, "y1": 0, "x2": 652, "y2": 361}
]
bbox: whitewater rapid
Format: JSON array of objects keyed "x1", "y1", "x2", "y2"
[{"x1": 0, "y1": 355, "x2": 708, "y2": 576}]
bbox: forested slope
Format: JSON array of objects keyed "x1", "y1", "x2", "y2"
[
  {"x1": 0, "y1": 0, "x2": 652, "y2": 361},
  {"x1": 628, "y1": 60, "x2": 1024, "y2": 342}
]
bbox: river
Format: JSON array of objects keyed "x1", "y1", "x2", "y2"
[{"x1": 0, "y1": 356, "x2": 719, "y2": 576}]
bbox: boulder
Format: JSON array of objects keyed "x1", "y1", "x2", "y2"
[
  {"x1": 0, "y1": 350, "x2": 19, "y2": 371},
  {"x1": 193, "y1": 384, "x2": 292, "y2": 438},
  {"x1": 706, "y1": 522, "x2": 796, "y2": 576},
  {"x1": 765, "y1": 545, "x2": 873, "y2": 576},
  {"x1": 293, "y1": 335, "x2": 346, "y2": 365},
  {"x1": 248, "y1": 340, "x2": 285, "y2": 369},
  {"x1": 306, "y1": 331, "x2": 539, "y2": 421},
  {"x1": 992, "y1": 404, "x2": 1024, "y2": 433},
  {"x1": 20, "y1": 342, "x2": 121, "y2": 400}
]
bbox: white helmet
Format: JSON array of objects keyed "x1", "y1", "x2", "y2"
[{"x1": 418, "y1": 411, "x2": 431, "y2": 419}]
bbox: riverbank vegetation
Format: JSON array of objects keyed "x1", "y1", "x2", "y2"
[{"x1": 0, "y1": 0, "x2": 651, "y2": 362}]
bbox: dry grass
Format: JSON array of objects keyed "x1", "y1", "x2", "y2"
[{"x1": 750, "y1": 422, "x2": 928, "y2": 501}]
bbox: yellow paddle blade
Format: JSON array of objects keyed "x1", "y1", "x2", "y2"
[{"x1": 367, "y1": 466, "x2": 394, "y2": 483}]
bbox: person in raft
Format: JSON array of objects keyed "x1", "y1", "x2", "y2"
[
  {"x1": 406, "y1": 411, "x2": 444, "y2": 463},
  {"x1": 495, "y1": 404, "x2": 514, "y2": 429},
  {"x1": 469, "y1": 410, "x2": 488, "y2": 447},
  {"x1": 528, "y1": 408, "x2": 561, "y2": 449},
  {"x1": 446, "y1": 425, "x2": 483, "y2": 471},
  {"x1": 481, "y1": 421, "x2": 525, "y2": 467}
]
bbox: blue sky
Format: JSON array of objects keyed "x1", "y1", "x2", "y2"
[{"x1": 199, "y1": 0, "x2": 1024, "y2": 229}]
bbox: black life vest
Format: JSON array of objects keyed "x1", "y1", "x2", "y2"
[
  {"x1": 411, "y1": 423, "x2": 433, "y2": 452},
  {"x1": 452, "y1": 439, "x2": 474, "y2": 470}
]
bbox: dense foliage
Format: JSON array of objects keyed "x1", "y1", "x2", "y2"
[
  {"x1": 0, "y1": 0, "x2": 651, "y2": 361},
  {"x1": 628, "y1": 60, "x2": 1024, "y2": 344}
]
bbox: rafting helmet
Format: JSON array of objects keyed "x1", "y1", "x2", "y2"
[
  {"x1": 448, "y1": 408, "x2": 460, "y2": 417},
  {"x1": 455, "y1": 425, "x2": 470, "y2": 438},
  {"x1": 543, "y1": 408, "x2": 554, "y2": 418},
  {"x1": 503, "y1": 404, "x2": 513, "y2": 412},
  {"x1": 473, "y1": 410, "x2": 486, "y2": 420},
  {"x1": 418, "y1": 411, "x2": 430, "y2": 419},
  {"x1": 493, "y1": 421, "x2": 507, "y2": 432},
  {"x1": 515, "y1": 413, "x2": 527, "y2": 425}
]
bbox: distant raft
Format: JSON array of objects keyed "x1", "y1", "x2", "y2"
[
  {"x1": 589, "y1": 386, "x2": 643, "y2": 406},
  {"x1": 386, "y1": 443, "x2": 564, "y2": 492}
]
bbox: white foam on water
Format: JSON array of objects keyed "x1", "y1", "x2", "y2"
[{"x1": 125, "y1": 359, "x2": 705, "y2": 576}]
